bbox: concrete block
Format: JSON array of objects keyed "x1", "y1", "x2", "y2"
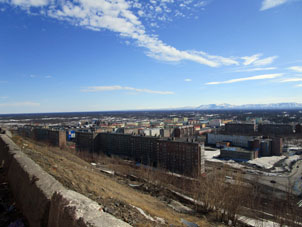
[
  {"x1": 1, "y1": 134, "x2": 131, "y2": 227},
  {"x1": 49, "y1": 189, "x2": 131, "y2": 227},
  {"x1": 7, "y1": 150, "x2": 64, "y2": 227},
  {"x1": 0, "y1": 134, "x2": 21, "y2": 171}
]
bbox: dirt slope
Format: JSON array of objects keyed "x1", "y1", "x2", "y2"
[{"x1": 13, "y1": 136, "x2": 218, "y2": 227}]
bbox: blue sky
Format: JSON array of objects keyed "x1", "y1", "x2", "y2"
[{"x1": 0, "y1": 0, "x2": 302, "y2": 113}]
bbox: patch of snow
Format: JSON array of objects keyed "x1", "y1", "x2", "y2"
[
  {"x1": 168, "y1": 200, "x2": 193, "y2": 214},
  {"x1": 131, "y1": 205, "x2": 155, "y2": 222},
  {"x1": 271, "y1": 166, "x2": 285, "y2": 173},
  {"x1": 155, "y1": 217, "x2": 165, "y2": 224},
  {"x1": 99, "y1": 168, "x2": 115, "y2": 175},
  {"x1": 204, "y1": 149, "x2": 220, "y2": 160},
  {"x1": 248, "y1": 156, "x2": 286, "y2": 169},
  {"x1": 293, "y1": 180, "x2": 302, "y2": 196},
  {"x1": 204, "y1": 149, "x2": 245, "y2": 169},
  {"x1": 225, "y1": 160, "x2": 245, "y2": 169},
  {"x1": 238, "y1": 215, "x2": 281, "y2": 227},
  {"x1": 283, "y1": 155, "x2": 301, "y2": 168}
]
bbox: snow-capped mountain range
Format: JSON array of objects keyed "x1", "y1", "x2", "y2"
[{"x1": 194, "y1": 103, "x2": 302, "y2": 110}]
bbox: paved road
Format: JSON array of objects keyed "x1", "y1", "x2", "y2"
[{"x1": 245, "y1": 160, "x2": 302, "y2": 196}]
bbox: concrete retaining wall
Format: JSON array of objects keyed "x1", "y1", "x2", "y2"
[{"x1": 0, "y1": 134, "x2": 130, "y2": 227}]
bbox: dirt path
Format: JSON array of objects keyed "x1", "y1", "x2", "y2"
[{"x1": 13, "y1": 136, "x2": 217, "y2": 227}]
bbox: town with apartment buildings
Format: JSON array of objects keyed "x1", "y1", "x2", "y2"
[
  {"x1": 1, "y1": 110, "x2": 302, "y2": 178},
  {"x1": 1, "y1": 109, "x2": 302, "y2": 226}
]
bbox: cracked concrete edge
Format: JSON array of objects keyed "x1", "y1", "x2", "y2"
[
  {"x1": 0, "y1": 134, "x2": 131, "y2": 227},
  {"x1": 49, "y1": 189, "x2": 131, "y2": 227}
]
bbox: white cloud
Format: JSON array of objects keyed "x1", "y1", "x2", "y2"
[
  {"x1": 296, "y1": 84, "x2": 302, "y2": 87},
  {"x1": 11, "y1": 0, "x2": 49, "y2": 7},
  {"x1": 288, "y1": 66, "x2": 302, "y2": 73},
  {"x1": 260, "y1": 0, "x2": 288, "y2": 11},
  {"x1": 0, "y1": 101, "x2": 40, "y2": 107},
  {"x1": 206, "y1": 73, "x2": 283, "y2": 85},
  {"x1": 280, "y1": 78, "x2": 302, "y2": 82},
  {"x1": 184, "y1": 78, "x2": 192, "y2": 82},
  {"x1": 253, "y1": 56, "x2": 278, "y2": 66},
  {"x1": 241, "y1": 54, "x2": 277, "y2": 66},
  {"x1": 2, "y1": 0, "x2": 280, "y2": 68},
  {"x1": 234, "y1": 67, "x2": 276, "y2": 72},
  {"x1": 1, "y1": 0, "x2": 241, "y2": 68},
  {"x1": 242, "y1": 54, "x2": 261, "y2": 66},
  {"x1": 81, "y1": 85, "x2": 174, "y2": 95}
]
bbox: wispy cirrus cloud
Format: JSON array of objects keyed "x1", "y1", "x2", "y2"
[
  {"x1": 81, "y1": 85, "x2": 174, "y2": 95},
  {"x1": 280, "y1": 78, "x2": 302, "y2": 82},
  {"x1": 234, "y1": 67, "x2": 277, "y2": 72},
  {"x1": 206, "y1": 73, "x2": 283, "y2": 85},
  {"x1": 241, "y1": 54, "x2": 261, "y2": 65},
  {"x1": 288, "y1": 66, "x2": 302, "y2": 73},
  {"x1": 253, "y1": 56, "x2": 278, "y2": 66},
  {"x1": 0, "y1": 101, "x2": 40, "y2": 107},
  {"x1": 241, "y1": 54, "x2": 278, "y2": 66},
  {"x1": 184, "y1": 78, "x2": 192, "y2": 82},
  {"x1": 28, "y1": 74, "x2": 52, "y2": 79},
  {"x1": 260, "y1": 0, "x2": 288, "y2": 11}
]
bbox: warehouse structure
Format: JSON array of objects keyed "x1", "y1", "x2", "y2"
[
  {"x1": 225, "y1": 122, "x2": 256, "y2": 134},
  {"x1": 258, "y1": 123, "x2": 294, "y2": 135},
  {"x1": 206, "y1": 133, "x2": 255, "y2": 148},
  {"x1": 220, "y1": 147, "x2": 258, "y2": 161}
]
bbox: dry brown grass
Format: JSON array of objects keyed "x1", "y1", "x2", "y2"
[{"x1": 13, "y1": 135, "x2": 217, "y2": 227}]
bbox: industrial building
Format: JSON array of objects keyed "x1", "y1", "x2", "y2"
[
  {"x1": 220, "y1": 147, "x2": 258, "y2": 161},
  {"x1": 115, "y1": 128, "x2": 139, "y2": 135},
  {"x1": 207, "y1": 133, "x2": 282, "y2": 159},
  {"x1": 141, "y1": 128, "x2": 161, "y2": 137},
  {"x1": 258, "y1": 123, "x2": 294, "y2": 135},
  {"x1": 225, "y1": 122, "x2": 256, "y2": 134},
  {"x1": 172, "y1": 125, "x2": 194, "y2": 138},
  {"x1": 206, "y1": 133, "x2": 255, "y2": 148},
  {"x1": 208, "y1": 119, "x2": 222, "y2": 127},
  {"x1": 258, "y1": 138, "x2": 283, "y2": 157}
]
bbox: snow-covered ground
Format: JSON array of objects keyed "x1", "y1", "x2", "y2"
[
  {"x1": 204, "y1": 149, "x2": 220, "y2": 160},
  {"x1": 205, "y1": 147, "x2": 302, "y2": 174},
  {"x1": 247, "y1": 156, "x2": 286, "y2": 169},
  {"x1": 283, "y1": 155, "x2": 301, "y2": 171},
  {"x1": 204, "y1": 148, "x2": 245, "y2": 169}
]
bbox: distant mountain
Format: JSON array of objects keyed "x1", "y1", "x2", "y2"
[{"x1": 195, "y1": 102, "x2": 302, "y2": 110}]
